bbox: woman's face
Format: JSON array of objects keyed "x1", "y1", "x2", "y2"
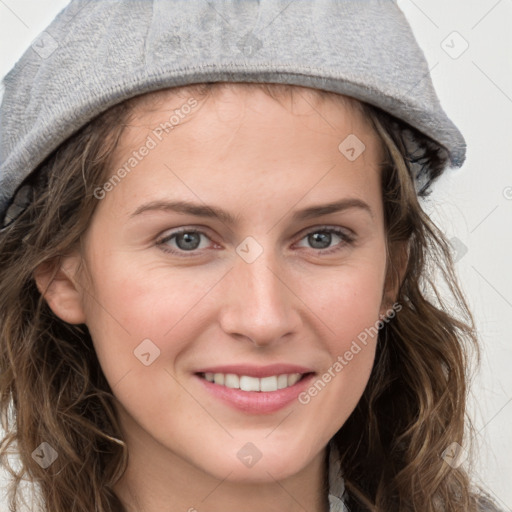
[{"x1": 60, "y1": 85, "x2": 390, "y2": 483}]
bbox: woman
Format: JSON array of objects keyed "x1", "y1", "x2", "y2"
[{"x1": 0, "y1": 1, "x2": 502, "y2": 510}]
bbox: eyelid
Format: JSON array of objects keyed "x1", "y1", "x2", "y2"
[
  {"x1": 157, "y1": 225, "x2": 215, "y2": 242},
  {"x1": 156, "y1": 227, "x2": 219, "y2": 256},
  {"x1": 295, "y1": 224, "x2": 355, "y2": 240}
]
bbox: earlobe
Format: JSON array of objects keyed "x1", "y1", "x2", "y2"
[{"x1": 33, "y1": 255, "x2": 87, "y2": 325}]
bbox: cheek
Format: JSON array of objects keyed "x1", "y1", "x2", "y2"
[
  {"x1": 300, "y1": 255, "x2": 386, "y2": 343},
  {"x1": 80, "y1": 255, "x2": 220, "y2": 382},
  {"x1": 292, "y1": 254, "x2": 386, "y2": 419}
]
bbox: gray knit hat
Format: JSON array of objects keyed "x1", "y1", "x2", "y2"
[{"x1": 0, "y1": 0, "x2": 466, "y2": 228}]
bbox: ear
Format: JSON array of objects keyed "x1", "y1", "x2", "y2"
[
  {"x1": 33, "y1": 254, "x2": 87, "y2": 325},
  {"x1": 380, "y1": 240, "x2": 409, "y2": 317}
]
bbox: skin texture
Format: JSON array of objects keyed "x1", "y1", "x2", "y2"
[{"x1": 36, "y1": 85, "x2": 392, "y2": 512}]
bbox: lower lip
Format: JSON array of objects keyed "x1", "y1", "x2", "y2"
[{"x1": 195, "y1": 373, "x2": 316, "y2": 414}]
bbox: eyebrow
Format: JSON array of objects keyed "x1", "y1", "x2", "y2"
[
  {"x1": 293, "y1": 198, "x2": 374, "y2": 221},
  {"x1": 130, "y1": 198, "x2": 374, "y2": 223}
]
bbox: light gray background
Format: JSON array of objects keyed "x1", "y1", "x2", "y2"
[{"x1": 0, "y1": 0, "x2": 511, "y2": 510}]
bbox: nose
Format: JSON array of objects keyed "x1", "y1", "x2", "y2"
[{"x1": 217, "y1": 248, "x2": 302, "y2": 347}]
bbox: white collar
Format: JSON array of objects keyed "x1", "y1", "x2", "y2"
[{"x1": 327, "y1": 440, "x2": 349, "y2": 512}]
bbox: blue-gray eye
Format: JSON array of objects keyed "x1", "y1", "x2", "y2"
[
  {"x1": 308, "y1": 231, "x2": 333, "y2": 249},
  {"x1": 175, "y1": 232, "x2": 202, "y2": 250},
  {"x1": 159, "y1": 230, "x2": 210, "y2": 253},
  {"x1": 174, "y1": 231, "x2": 201, "y2": 251},
  {"x1": 296, "y1": 228, "x2": 351, "y2": 252}
]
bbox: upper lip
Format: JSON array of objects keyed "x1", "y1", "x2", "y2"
[{"x1": 195, "y1": 364, "x2": 315, "y2": 378}]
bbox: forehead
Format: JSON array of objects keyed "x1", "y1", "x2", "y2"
[
  {"x1": 127, "y1": 83, "x2": 373, "y2": 133},
  {"x1": 115, "y1": 83, "x2": 383, "y2": 165},
  {"x1": 101, "y1": 83, "x2": 385, "y2": 221}
]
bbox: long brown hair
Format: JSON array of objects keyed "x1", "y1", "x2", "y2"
[{"x1": 0, "y1": 82, "x2": 497, "y2": 511}]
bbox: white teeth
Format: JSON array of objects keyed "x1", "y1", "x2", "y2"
[
  {"x1": 260, "y1": 376, "x2": 278, "y2": 392},
  {"x1": 201, "y1": 372, "x2": 305, "y2": 392},
  {"x1": 213, "y1": 373, "x2": 225, "y2": 385},
  {"x1": 287, "y1": 373, "x2": 301, "y2": 386},
  {"x1": 224, "y1": 373, "x2": 240, "y2": 389},
  {"x1": 277, "y1": 374, "x2": 288, "y2": 389},
  {"x1": 240, "y1": 376, "x2": 260, "y2": 392}
]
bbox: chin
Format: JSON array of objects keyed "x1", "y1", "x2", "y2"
[{"x1": 192, "y1": 441, "x2": 316, "y2": 484}]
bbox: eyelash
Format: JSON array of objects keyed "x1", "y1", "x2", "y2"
[{"x1": 156, "y1": 226, "x2": 355, "y2": 257}]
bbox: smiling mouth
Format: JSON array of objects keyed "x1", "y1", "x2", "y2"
[{"x1": 197, "y1": 372, "x2": 313, "y2": 392}]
